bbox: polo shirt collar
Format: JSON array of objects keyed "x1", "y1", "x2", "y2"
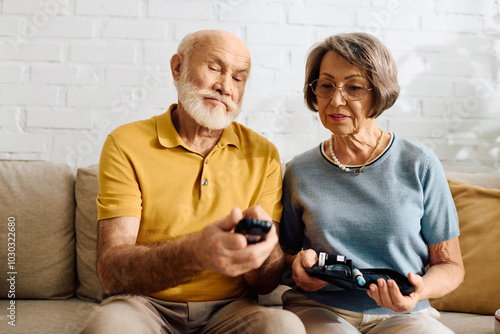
[{"x1": 157, "y1": 104, "x2": 241, "y2": 150}]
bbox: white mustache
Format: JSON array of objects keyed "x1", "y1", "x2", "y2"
[{"x1": 194, "y1": 90, "x2": 239, "y2": 113}]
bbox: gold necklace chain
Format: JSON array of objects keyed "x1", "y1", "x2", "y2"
[{"x1": 328, "y1": 129, "x2": 384, "y2": 175}]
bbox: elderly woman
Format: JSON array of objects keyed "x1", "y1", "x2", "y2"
[{"x1": 280, "y1": 33, "x2": 464, "y2": 333}]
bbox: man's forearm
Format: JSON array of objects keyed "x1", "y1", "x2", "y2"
[
  {"x1": 244, "y1": 243, "x2": 286, "y2": 295},
  {"x1": 98, "y1": 234, "x2": 201, "y2": 295}
]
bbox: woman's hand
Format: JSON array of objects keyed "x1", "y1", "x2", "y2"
[
  {"x1": 368, "y1": 237, "x2": 464, "y2": 312},
  {"x1": 367, "y1": 272, "x2": 425, "y2": 312},
  {"x1": 291, "y1": 249, "x2": 328, "y2": 291}
]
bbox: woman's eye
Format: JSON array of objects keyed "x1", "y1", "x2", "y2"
[
  {"x1": 320, "y1": 83, "x2": 334, "y2": 89},
  {"x1": 346, "y1": 84, "x2": 363, "y2": 92}
]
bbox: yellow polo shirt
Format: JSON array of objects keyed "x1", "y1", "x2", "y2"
[{"x1": 97, "y1": 104, "x2": 283, "y2": 302}]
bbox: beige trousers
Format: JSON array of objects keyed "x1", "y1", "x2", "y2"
[
  {"x1": 283, "y1": 290, "x2": 454, "y2": 334},
  {"x1": 80, "y1": 294, "x2": 306, "y2": 334}
]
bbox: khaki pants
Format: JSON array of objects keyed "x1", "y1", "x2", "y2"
[
  {"x1": 283, "y1": 290, "x2": 453, "y2": 334},
  {"x1": 81, "y1": 294, "x2": 306, "y2": 334}
]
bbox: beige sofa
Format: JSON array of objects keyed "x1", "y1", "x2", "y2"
[{"x1": 0, "y1": 160, "x2": 498, "y2": 333}]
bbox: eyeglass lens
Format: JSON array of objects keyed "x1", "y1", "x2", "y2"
[{"x1": 311, "y1": 79, "x2": 369, "y2": 101}]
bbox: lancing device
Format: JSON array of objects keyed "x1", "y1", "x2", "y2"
[
  {"x1": 353, "y1": 268, "x2": 366, "y2": 286},
  {"x1": 317, "y1": 252, "x2": 346, "y2": 268}
]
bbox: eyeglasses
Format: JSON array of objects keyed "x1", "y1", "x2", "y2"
[{"x1": 309, "y1": 79, "x2": 373, "y2": 101}]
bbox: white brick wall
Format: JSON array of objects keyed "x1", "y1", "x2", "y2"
[
  {"x1": 101, "y1": 21, "x2": 167, "y2": 40},
  {"x1": 0, "y1": 43, "x2": 63, "y2": 61},
  {"x1": 0, "y1": 0, "x2": 499, "y2": 173},
  {"x1": 75, "y1": 0, "x2": 142, "y2": 17},
  {"x1": 26, "y1": 109, "x2": 92, "y2": 129},
  {"x1": 0, "y1": 65, "x2": 24, "y2": 83},
  {"x1": 148, "y1": 1, "x2": 212, "y2": 19},
  {"x1": 0, "y1": 87, "x2": 59, "y2": 105},
  {"x1": 70, "y1": 45, "x2": 137, "y2": 63}
]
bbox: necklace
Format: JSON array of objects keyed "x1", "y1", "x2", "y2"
[{"x1": 328, "y1": 129, "x2": 384, "y2": 175}]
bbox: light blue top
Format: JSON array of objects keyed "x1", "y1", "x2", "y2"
[{"x1": 281, "y1": 134, "x2": 459, "y2": 314}]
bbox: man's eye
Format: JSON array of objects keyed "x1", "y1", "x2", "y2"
[
  {"x1": 209, "y1": 66, "x2": 220, "y2": 72},
  {"x1": 233, "y1": 77, "x2": 241, "y2": 82}
]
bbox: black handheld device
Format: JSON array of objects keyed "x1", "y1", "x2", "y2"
[
  {"x1": 305, "y1": 252, "x2": 414, "y2": 296},
  {"x1": 234, "y1": 218, "x2": 272, "y2": 244}
]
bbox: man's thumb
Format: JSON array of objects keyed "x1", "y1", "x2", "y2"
[{"x1": 214, "y1": 207, "x2": 243, "y2": 231}]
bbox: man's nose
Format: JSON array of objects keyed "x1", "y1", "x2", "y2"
[{"x1": 213, "y1": 74, "x2": 232, "y2": 96}]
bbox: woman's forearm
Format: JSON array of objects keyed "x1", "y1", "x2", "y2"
[{"x1": 422, "y1": 237, "x2": 464, "y2": 299}]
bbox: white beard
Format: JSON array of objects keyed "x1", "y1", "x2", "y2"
[{"x1": 176, "y1": 77, "x2": 241, "y2": 130}]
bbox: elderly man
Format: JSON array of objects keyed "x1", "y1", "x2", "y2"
[{"x1": 81, "y1": 30, "x2": 305, "y2": 333}]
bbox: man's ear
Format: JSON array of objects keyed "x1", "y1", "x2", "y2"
[{"x1": 170, "y1": 53, "x2": 183, "y2": 81}]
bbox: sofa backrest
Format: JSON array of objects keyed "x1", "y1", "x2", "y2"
[
  {"x1": 445, "y1": 171, "x2": 500, "y2": 189},
  {"x1": 74, "y1": 164, "x2": 104, "y2": 301},
  {"x1": 0, "y1": 160, "x2": 76, "y2": 299},
  {"x1": 75, "y1": 165, "x2": 104, "y2": 301},
  {"x1": 432, "y1": 170, "x2": 500, "y2": 315}
]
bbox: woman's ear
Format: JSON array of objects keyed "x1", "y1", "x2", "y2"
[{"x1": 170, "y1": 53, "x2": 183, "y2": 81}]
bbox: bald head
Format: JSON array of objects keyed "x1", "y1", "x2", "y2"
[{"x1": 177, "y1": 30, "x2": 251, "y2": 68}]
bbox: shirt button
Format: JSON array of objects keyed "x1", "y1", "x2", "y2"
[{"x1": 202, "y1": 179, "x2": 208, "y2": 186}]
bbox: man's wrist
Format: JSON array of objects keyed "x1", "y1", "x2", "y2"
[{"x1": 177, "y1": 233, "x2": 205, "y2": 271}]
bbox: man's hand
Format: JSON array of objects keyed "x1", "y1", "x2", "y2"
[
  {"x1": 291, "y1": 249, "x2": 328, "y2": 291},
  {"x1": 195, "y1": 206, "x2": 277, "y2": 277},
  {"x1": 367, "y1": 273, "x2": 422, "y2": 312}
]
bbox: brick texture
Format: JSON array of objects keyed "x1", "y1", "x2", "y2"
[{"x1": 0, "y1": 0, "x2": 498, "y2": 173}]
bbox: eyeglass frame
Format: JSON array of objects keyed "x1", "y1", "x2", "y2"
[{"x1": 308, "y1": 78, "x2": 374, "y2": 101}]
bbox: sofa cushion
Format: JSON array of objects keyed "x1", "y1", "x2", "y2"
[
  {"x1": 0, "y1": 298, "x2": 95, "y2": 333},
  {"x1": 0, "y1": 160, "x2": 75, "y2": 299},
  {"x1": 438, "y1": 311, "x2": 495, "y2": 334},
  {"x1": 430, "y1": 179, "x2": 500, "y2": 315},
  {"x1": 75, "y1": 164, "x2": 105, "y2": 301}
]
